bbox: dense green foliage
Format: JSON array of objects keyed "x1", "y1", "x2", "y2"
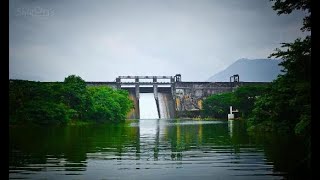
[
  {"x1": 204, "y1": 0, "x2": 311, "y2": 135},
  {"x1": 247, "y1": 0, "x2": 311, "y2": 136},
  {"x1": 9, "y1": 75, "x2": 133, "y2": 125},
  {"x1": 87, "y1": 86, "x2": 133, "y2": 122},
  {"x1": 202, "y1": 84, "x2": 268, "y2": 119},
  {"x1": 204, "y1": 0, "x2": 311, "y2": 171},
  {"x1": 233, "y1": 85, "x2": 269, "y2": 117},
  {"x1": 248, "y1": 1, "x2": 311, "y2": 170},
  {"x1": 202, "y1": 92, "x2": 235, "y2": 119}
]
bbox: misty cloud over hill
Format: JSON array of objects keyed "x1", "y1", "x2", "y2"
[{"x1": 207, "y1": 58, "x2": 283, "y2": 82}]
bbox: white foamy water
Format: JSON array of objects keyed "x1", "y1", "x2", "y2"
[{"x1": 139, "y1": 93, "x2": 159, "y2": 119}]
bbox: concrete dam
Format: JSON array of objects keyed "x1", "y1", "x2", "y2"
[{"x1": 86, "y1": 74, "x2": 269, "y2": 119}]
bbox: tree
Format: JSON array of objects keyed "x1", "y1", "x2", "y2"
[
  {"x1": 271, "y1": 0, "x2": 310, "y2": 31},
  {"x1": 247, "y1": 0, "x2": 311, "y2": 171},
  {"x1": 63, "y1": 75, "x2": 90, "y2": 120},
  {"x1": 202, "y1": 92, "x2": 235, "y2": 118},
  {"x1": 233, "y1": 85, "x2": 269, "y2": 117},
  {"x1": 9, "y1": 80, "x2": 74, "y2": 125},
  {"x1": 86, "y1": 86, "x2": 133, "y2": 122},
  {"x1": 267, "y1": 0, "x2": 311, "y2": 134},
  {"x1": 201, "y1": 85, "x2": 268, "y2": 119},
  {"x1": 9, "y1": 75, "x2": 134, "y2": 125}
]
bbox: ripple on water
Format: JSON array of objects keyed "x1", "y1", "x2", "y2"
[{"x1": 10, "y1": 119, "x2": 301, "y2": 179}]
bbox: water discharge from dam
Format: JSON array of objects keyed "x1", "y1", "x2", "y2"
[
  {"x1": 139, "y1": 93, "x2": 159, "y2": 119},
  {"x1": 158, "y1": 93, "x2": 171, "y2": 119},
  {"x1": 139, "y1": 93, "x2": 172, "y2": 119}
]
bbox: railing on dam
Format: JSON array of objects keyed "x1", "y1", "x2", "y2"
[
  {"x1": 118, "y1": 76, "x2": 173, "y2": 79},
  {"x1": 119, "y1": 82, "x2": 173, "y2": 85}
]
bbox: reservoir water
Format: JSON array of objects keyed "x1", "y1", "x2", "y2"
[{"x1": 9, "y1": 119, "x2": 310, "y2": 179}]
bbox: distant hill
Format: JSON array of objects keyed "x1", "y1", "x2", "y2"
[{"x1": 207, "y1": 58, "x2": 283, "y2": 82}]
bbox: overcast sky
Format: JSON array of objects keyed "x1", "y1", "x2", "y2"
[{"x1": 9, "y1": 0, "x2": 309, "y2": 82}]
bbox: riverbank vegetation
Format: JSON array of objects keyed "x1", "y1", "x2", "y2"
[
  {"x1": 203, "y1": 0, "x2": 310, "y2": 169},
  {"x1": 251, "y1": 0, "x2": 310, "y2": 139},
  {"x1": 203, "y1": 0, "x2": 310, "y2": 136},
  {"x1": 202, "y1": 85, "x2": 268, "y2": 119},
  {"x1": 9, "y1": 75, "x2": 133, "y2": 125}
]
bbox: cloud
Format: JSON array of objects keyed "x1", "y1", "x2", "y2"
[{"x1": 9, "y1": 0, "x2": 308, "y2": 82}]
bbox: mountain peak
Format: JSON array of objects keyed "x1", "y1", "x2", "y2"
[
  {"x1": 207, "y1": 58, "x2": 283, "y2": 82},
  {"x1": 238, "y1": 58, "x2": 249, "y2": 61}
]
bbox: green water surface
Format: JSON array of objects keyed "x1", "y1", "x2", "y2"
[{"x1": 9, "y1": 119, "x2": 310, "y2": 179}]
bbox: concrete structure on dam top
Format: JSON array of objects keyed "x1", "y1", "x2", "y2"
[{"x1": 86, "y1": 74, "x2": 269, "y2": 119}]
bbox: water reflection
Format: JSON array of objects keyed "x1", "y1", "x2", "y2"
[
  {"x1": 10, "y1": 119, "x2": 310, "y2": 179},
  {"x1": 139, "y1": 119, "x2": 161, "y2": 161}
]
